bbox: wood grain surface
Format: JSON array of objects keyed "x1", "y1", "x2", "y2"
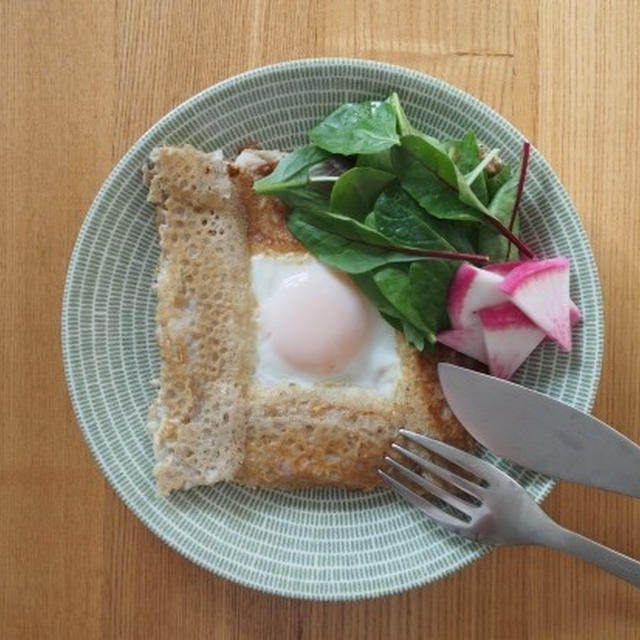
[{"x1": 2, "y1": 1, "x2": 640, "y2": 638}]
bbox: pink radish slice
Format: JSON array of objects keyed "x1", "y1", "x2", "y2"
[
  {"x1": 437, "y1": 326, "x2": 488, "y2": 364},
  {"x1": 447, "y1": 263, "x2": 508, "y2": 329},
  {"x1": 499, "y1": 258, "x2": 572, "y2": 351},
  {"x1": 539, "y1": 303, "x2": 581, "y2": 343},
  {"x1": 484, "y1": 260, "x2": 527, "y2": 276},
  {"x1": 569, "y1": 302, "x2": 581, "y2": 325},
  {"x1": 478, "y1": 302, "x2": 546, "y2": 379},
  {"x1": 486, "y1": 259, "x2": 581, "y2": 329}
]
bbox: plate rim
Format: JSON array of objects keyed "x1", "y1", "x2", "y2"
[{"x1": 61, "y1": 57, "x2": 604, "y2": 600}]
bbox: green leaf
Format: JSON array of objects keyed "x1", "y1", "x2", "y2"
[
  {"x1": 464, "y1": 148, "x2": 499, "y2": 187},
  {"x1": 478, "y1": 176, "x2": 520, "y2": 261},
  {"x1": 267, "y1": 186, "x2": 329, "y2": 209},
  {"x1": 366, "y1": 260, "x2": 458, "y2": 348},
  {"x1": 253, "y1": 145, "x2": 329, "y2": 193},
  {"x1": 387, "y1": 92, "x2": 416, "y2": 136},
  {"x1": 409, "y1": 261, "x2": 458, "y2": 336},
  {"x1": 381, "y1": 312, "x2": 405, "y2": 334},
  {"x1": 371, "y1": 184, "x2": 454, "y2": 249},
  {"x1": 433, "y1": 220, "x2": 477, "y2": 255},
  {"x1": 356, "y1": 149, "x2": 394, "y2": 172},
  {"x1": 488, "y1": 176, "x2": 518, "y2": 223},
  {"x1": 329, "y1": 167, "x2": 395, "y2": 220},
  {"x1": 487, "y1": 165, "x2": 512, "y2": 199},
  {"x1": 349, "y1": 272, "x2": 403, "y2": 319},
  {"x1": 290, "y1": 207, "x2": 395, "y2": 247},
  {"x1": 447, "y1": 131, "x2": 489, "y2": 204},
  {"x1": 287, "y1": 209, "x2": 423, "y2": 274},
  {"x1": 363, "y1": 211, "x2": 377, "y2": 228},
  {"x1": 401, "y1": 134, "x2": 458, "y2": 186},
  {"x1": 308, "y1": 155, "x2": 354, "y2": 181},
  {"x1": 399, "y1": 133, "x2": 528, "y2": 255},
  {"x1": 373, "y1": 267, "x2": 430, "y2": 333},
  {"x1": 401, "y1": 134, "x2": 490, "y2": 214},
  {"x1": 309, "y1": 99, "x2": 400, "y2": 155},
  {"x1": 446, "y1": 132, "x2": 479, "y2": 172},
  {"x1": 393, "y1": 150, "x2": 484, "y2": 222},
  {"x1": 371, "y1": 184, "x2": 476, "y2": 253},
  {"x1": 401, "y1": 319, "x2": 426, "y2": 351}
]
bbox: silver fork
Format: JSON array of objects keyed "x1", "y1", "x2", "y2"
[{"x1": 379, "y1": 429, "x2": 640, "y2": 588}]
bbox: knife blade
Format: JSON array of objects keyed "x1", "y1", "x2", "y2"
[{"x1": 438, "y1": 363, "x2": 640, "y2": 498}]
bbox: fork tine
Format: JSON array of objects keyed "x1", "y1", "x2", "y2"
[
  {"x1": 399, "y1": 429, "x2": 502, "y2": 484},
  {"x1": 390, "y1": 444, "x2": 484, "y2": 499},
  {"x1": 384, "y1": 456, "x2": 476, "y2": 516},
  {"x1": 378, "y1": 470, "x2": 471, "y2": 532}
]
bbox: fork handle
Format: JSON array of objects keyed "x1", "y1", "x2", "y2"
[{"x1": 533, "y1": 521, "x2": 640, "y2": 588}]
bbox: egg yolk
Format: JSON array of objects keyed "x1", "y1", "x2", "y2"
[{"x1": 263, "y1": 263, "x2": 372, "y2": 374}]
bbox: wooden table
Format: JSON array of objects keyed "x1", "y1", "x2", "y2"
[{"x1": 3, "y1": 1, "x2": 640, "y2": 637}]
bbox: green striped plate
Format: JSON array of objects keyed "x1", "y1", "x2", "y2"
[{"x1": 61, "y1": 59, "x2": 603, "y2": 600}]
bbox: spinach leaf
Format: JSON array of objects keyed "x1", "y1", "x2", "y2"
[
  {"x1": 290, "y1": 208, "x2": 394, "y2": 247},
  {"x1": 373, "y1": 267, "x2": 430, "y2": 333},
  {"x1": 387, "y1": 92, "x2": 416, "y2": 136},
  {"x1": 349, "y1": 272, "x2": 403, "y2": 319},
  {"x1": 447, "y1": 131, "x2": 489, "y2": 204},
  {"x1": 287, "y1": 209, "x2": 425, "y2": 273},
  {"x1": 431, "y1": 219, "x2": 477, "y2": 255},
  {"x1": 294, "y1": 202, "x2": 478, "y2": 257},
  {"x1": 253, "y1": 147, "x2": 349, "y2": 209},
  {"x1": 489, "y1": 175, "x2": 518, "y2": 222},
  {"x1": 409, "y1": 260, "x2": 458, "y2": 336},
  {"x1": 464, "y1": 149, "x2": 500, "y2": 187},
  {"x1": 371, "y1": 184, "x2": 470, "y2": 252},
  {"x1": 329, "y1": 167, "x2": 395, "y2": 220},
  {"x1": 309, "y1": 99, "x2": 400, "y2": 155},
  {"x1": 487, "y1": 165, "x2": 512, "y2": 199},
  {"x1": 356, "y1": 149, "x2": 394, "y2": 172},
  {"x1": 394, "y1": 150, "x2": 484, "y2": 223},
  {"x1": 382, "y1": 312, "x2": 405, "y2": 334},
  {"x1": 308, "y1": 154, "x2": 354, "y2": 180},
  {"x1": 446, "y1": 132, "x2": 479, "y2": 173},
  {"x1": 363, "y1": 211, "x2": 377, "y2": 228},
  {"x1": 400, "y1": 133, "x2": 458, "y2": 186},
  {"x1": 400, "y1": 134, "x2": 532, "y2": 256},
  {"x1": 253, "y1": 145, "x2": 329, "y2": 193},
  {"x1": 368, "y1": 260, "x2": 458, "y2": 348},
  {"x1": 371, "y1": 261, "x2": 458, "y2": 348},
  {"x1": 400, "y1": 319, "x2": 426, "y2": 351},
  {"x1": 401, "y1": 134, "x2": 490, "y2": 214},
  {"x1": 265, "y1": 186, "x2": 329, "y2": 209},
  {"x1": 478, "y1": 176, "x2": 520, "y2": 261}
]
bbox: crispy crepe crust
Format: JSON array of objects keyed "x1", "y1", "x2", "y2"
[{"x1": 144, "y1": 145, "x2": 471, "y2": 494}]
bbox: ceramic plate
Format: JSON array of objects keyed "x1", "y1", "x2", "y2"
[{"x1": 62, "y1": 58, "x2": 603, "y2": 600}]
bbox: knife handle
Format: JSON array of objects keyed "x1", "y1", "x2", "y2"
[{"x1": 534, "y1": 521, "x2": 640, "y2": 588}]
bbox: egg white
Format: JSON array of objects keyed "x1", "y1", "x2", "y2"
[{"x1": 250, "y1": 253, "x2": 401, "y2": 397}]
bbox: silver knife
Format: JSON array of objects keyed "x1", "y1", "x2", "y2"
[{"x1": 438, "y1": 363, "x2": 640, "y2": 498}]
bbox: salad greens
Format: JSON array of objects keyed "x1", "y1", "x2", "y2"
[
  {"x1": 254, "y1": 144, "x2": 330, "y2": 192},
  {"x1": 308, "y1": 100, "x2": 400, "y2": 154},
  {"x1": 254, "y1": 93, "x2": 532, "y2": 350},
  {"x1": 370, "y1": 184, "x2": 466, "y2": 252},
  {"x1": 479, "y1": 175, "x2": 520, "y2": 261},
  {"x1": 329, "y1": 167, "x2": 395, "y2": 220},
  {"x1": 445, "y1": 131, "x2": 490, "y2": 204}
]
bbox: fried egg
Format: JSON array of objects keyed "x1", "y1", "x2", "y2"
[{"x1": 250, "y1": 253, "x2": 401, "y2": 396}]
